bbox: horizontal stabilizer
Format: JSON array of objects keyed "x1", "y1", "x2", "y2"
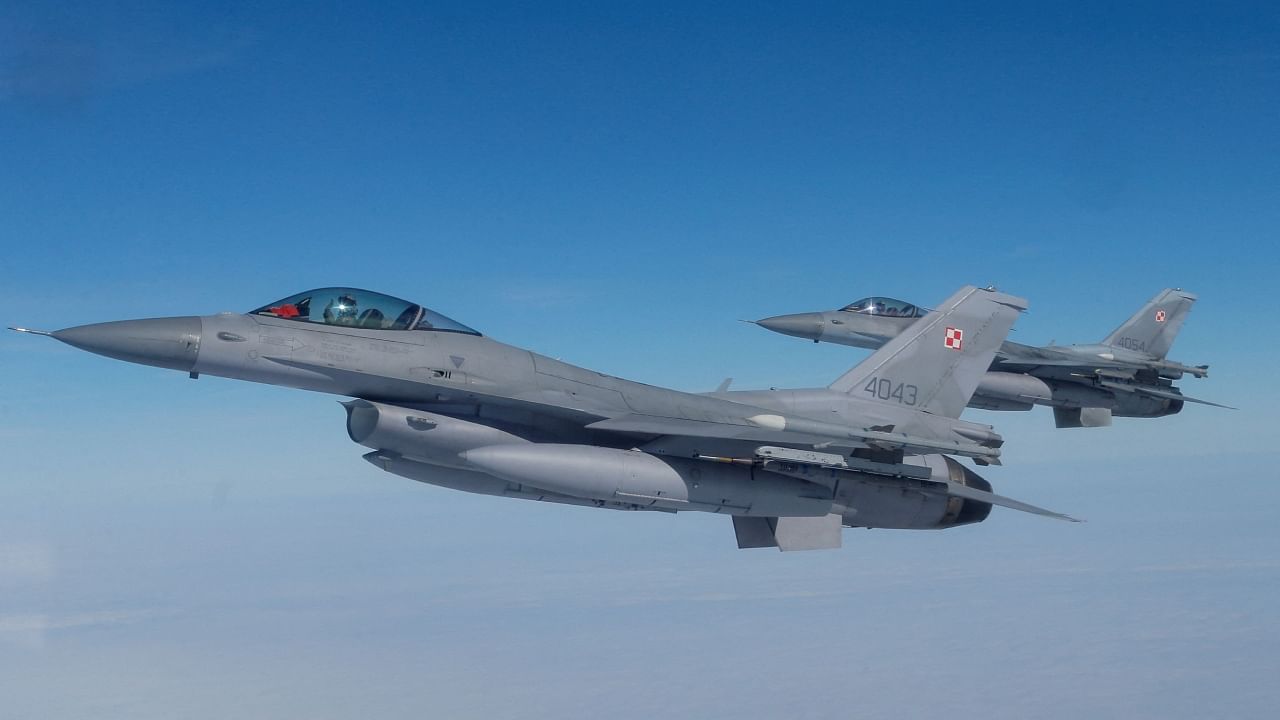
[
  {"x1": 732, "y1": 514, "x2": 843, "y2": 551},
  {"x1": 1098, "y1": 381, "x2": 1236, "y2": 410},
  {"x1": 1116, "y1": 379, "x2": 1233, "y2": 407},
  {"x1": 929, "y1": 482, "x2": 1080, "y2": 523}
]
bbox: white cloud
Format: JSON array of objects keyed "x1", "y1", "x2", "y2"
[{"x1": 0, "y1": 608, "x2": 161, "y2": 650}]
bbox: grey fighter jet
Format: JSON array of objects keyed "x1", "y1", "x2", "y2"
[
  {"x1": 755, "y1": 288, "x2": 1228, "y2": 428},
  {"x1": 12, "y1": 285, "x2": 1076, "y2": 551}
]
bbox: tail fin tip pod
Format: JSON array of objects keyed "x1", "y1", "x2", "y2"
[
  {"x1": 829, "y1": 285, "x2": 1028, "y2": 419},
  {"x1": 1102, "y1": 288, "x2": 1197, "y2": 359}
]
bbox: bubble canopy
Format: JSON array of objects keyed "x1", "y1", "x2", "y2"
[
  {"x1": 839, "y1": 296, "x2": 923, "y2": 318},
  {"x1": 250, "y1": 288, "x2": 480, "y2": 334}
]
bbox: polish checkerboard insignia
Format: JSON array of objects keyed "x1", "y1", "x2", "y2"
[
  {"x1": 944, "y1": 326, "x2": 964, "y2": 350},
  {"x1": 1154, "y1": 309, "x2": 1167, "y2": 323}
]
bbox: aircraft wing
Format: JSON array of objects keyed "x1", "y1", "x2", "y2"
[
  {"x1": 996, "y1": 344, "x2": 1209, "y2": 379},
  {"x1": 585, "y1": 412, "x2": 1002, "y2": 462},
  {"x1": 996, "y1": 344, "x2": 1143, "y2": 372}
]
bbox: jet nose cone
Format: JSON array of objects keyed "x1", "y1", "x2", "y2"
[
  {"x1": 53, "y1": 316, "x2": 202, "y2": 372},
  {"x1": 755, "y1": 312, "x2": 823, "y2": 340}
]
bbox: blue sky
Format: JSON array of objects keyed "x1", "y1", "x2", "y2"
[{"x1": 2, "y1": 2, "x2": 1279, "y2": 718}]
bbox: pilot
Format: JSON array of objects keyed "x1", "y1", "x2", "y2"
[{"x1": 324, "y1": 294, "x2": 359, "y2": 326}]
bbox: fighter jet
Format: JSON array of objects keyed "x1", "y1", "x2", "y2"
[
  {"x1": 12, "y1": 285, "x2": 1076, "y2": 551},
  {"x1": 755, "y1": 288, "x2": 1228, "y2": 428}
]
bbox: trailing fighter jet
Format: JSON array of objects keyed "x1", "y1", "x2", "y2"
[
  {"x1": 12, "y1": 285, "x2": 1076, "y2": 551},
  {"x1": 754, "y1": 288, "x2": 1228, "y2": 428}
]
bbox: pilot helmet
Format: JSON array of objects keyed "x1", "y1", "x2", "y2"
[{"x1": 334, "y1": 293, "x2": 358, "y2": 319}]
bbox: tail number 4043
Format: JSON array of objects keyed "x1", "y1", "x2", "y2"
[{"x1": 863, "y1": 377, "x2": 918, "y2": 406}]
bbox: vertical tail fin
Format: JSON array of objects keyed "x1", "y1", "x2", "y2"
[
  {"x1": 828, "y1": 286, "x2": 1027, "y2": 418},
  {"x1": 1101, "y1": 288, "x2": 1196, "y2": 359}
]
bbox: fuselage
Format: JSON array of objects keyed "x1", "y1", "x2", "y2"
[{"x1": 193, "y1": 311, "x2": 986, "y2": 449}]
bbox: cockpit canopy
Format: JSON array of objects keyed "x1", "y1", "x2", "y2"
[
  {"x1": 251, "y1": 288, "x2": 480, "y2": 335},
  {"x1": 839, "y1": 296, "x2": 923, "y2": 318}
]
